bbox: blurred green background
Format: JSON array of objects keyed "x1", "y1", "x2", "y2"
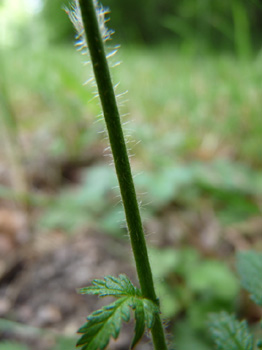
[{"x1": 1, "y1": 0, "x2": 262, "y2": 349}]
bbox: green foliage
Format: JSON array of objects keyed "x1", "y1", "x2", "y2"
[
  {"x1": 39, "y1": 158, "x2": 262, "y2": 235},
  {"x1": 78, "y1": 275, "x2": 142, "y2": 298},
  {"x1": 135, "y1": 159, "x2": 262, "y2": 226},
  {"x1": 149, "y1": 247, "x2": 239, "y2": 323},
  {"x1": 41, "y1": 0, "x2": 74, "y2": 43},
  {"x1": 77, "y1": 275, "x2": 159, "y2": 350},
  {"x1": 209, "y1": 251, "x2": 262, "y2": 350},
  {"x1": 39, "y1": 0, "x2": 262, "y2": 50},
  {"x1": 162, "y1": 0, "x2": 257, "y2": 57},
  {"x1": 191, "y1": 160, "x2": 262, "y2": 225},
  {"x1": 0, "y1": 342, "x2": 29, "y2": 350},
  {"x1": 237, "y1": 251, "x2": 262, "y2": 306},
  {"x1": 2, "y1": 45, "x2": 101, "y2": 168},
  {"x1": 174, "y1": 320, "x2": 212, "y2": 350},
  {"x1": 38, "y1": 165, "x2": 123, "y2": 234},
  {"x1": 119, "y1": 48, "x2": 262, "y2": 166},
  {"x1": 0, "y1": 317, "x2": 77, "y2": 350},
  {"x1": 51, "y1": 336, "x2": 78, "y2": 350},
  {"x1": 5, "y1": 44, "x2": 261, "y2": 239},
  {"x1": 4, "y1": 44, "x2": 262, "y2": 166},
  {"x1": 209, "y1": 312, "x2": 254, "y2": 350}
]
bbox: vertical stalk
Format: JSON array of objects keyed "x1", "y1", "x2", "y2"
[
  {"x1": 78, "y1": 0, "x2": 168, "y2": 349},
  {"x1": 0, "y1": 52, "x2": 32, "y2": 239},
  {"x1": 0, "y1": 53, "x2": 30, "y2": 209},
  {"x1": 232, "y1": 0, "x2": 252, "y2": 60}
]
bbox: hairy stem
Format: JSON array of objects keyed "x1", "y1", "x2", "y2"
[{"x1": 78, "y1": 0, "x2": 168, "y2": 349}]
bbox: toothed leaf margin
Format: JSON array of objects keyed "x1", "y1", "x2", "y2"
[
  {"x1": 209, "y1": 312, "x2": 254, "y2": 350},
  {"x1": 77, "y1": 275, "x2": 159, "y2": 350},
  {"x1": 78, "y1": 274, "x2": 142, "y2": 298},
  {"x1": 237, "y1": 251, "x2": 262, "y2": 307}
]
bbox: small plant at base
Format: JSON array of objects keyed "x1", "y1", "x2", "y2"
[
  {"x1": 66, "y1": 0, "x2": 169, "y2": 349},
  {"x1": 77, "y1": 275, "x2": 159, "y2": 349}
]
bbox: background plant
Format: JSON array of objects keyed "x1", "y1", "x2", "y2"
[
  {"x1": 41, "y1": 0, "x2": 262, "y2": 54},
  {"x1": 209, "y1": 250, "x2": 262, "y2": 350}
]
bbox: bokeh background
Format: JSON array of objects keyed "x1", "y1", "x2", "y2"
[{"x1": 1, "y1": 0, "x2": 262, "y2": 349}]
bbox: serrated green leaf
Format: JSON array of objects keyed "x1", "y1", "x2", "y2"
[
  {"x1": 131, "y1": 298, "x2": 145, "y2": 349},
  {"x1": 237, "y1": 251, "x2": 262, "y2": 306},
  {"x1": 209, "y1": 312, "x2": 254, "y2": 350},
  {"x1": 119, "y1": 274, "x2": 139, "y2": 295},
  {"x1": 77, "y1": 288, "x2": 160, "y2": 350},
  {"x1": 77, "y1": 297, "x2": 130, "y2": 350},
  {"x1": 78, "y1": 274, "x2": 141, "y2": 298},
  {"x1": 143, "y1": 298, "x2": 159, "y2": 329},
  {"x1": 120, "y1": 300, "x2": 131, "y2": 322}
]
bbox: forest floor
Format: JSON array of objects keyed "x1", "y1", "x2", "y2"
[{"x1": 0, "y1": 156, "x2": 261, "y2": 350}]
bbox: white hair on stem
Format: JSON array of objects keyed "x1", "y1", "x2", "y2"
[
  {"x1": 65, "y1": 0, "x2": 146, "y2": 224},
  {"x1": 65, "y1": 0, "x2": 115, "y2": 58}
]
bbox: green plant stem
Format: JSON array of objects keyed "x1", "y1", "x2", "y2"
[{"x1": 78, "y1": 0, "x2": 168, "y2": 349}]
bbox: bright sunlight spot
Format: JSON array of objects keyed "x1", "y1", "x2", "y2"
[{"x1": 0, "y1": 0, "x2": 42, "y2": 46}]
